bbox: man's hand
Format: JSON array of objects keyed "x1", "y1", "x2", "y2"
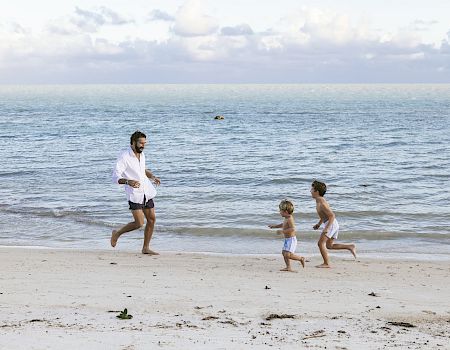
[
  {"x1": 268, "y1": 224, "x2": 276, "y2": 229},
  {"x1": 152, "y1": 177, "x2": 161, "y2": 186},
  {"x1": 127, "y1": 180, "x2": 140, "y2": 188},
  {"x1": 313, "y1": 223, "x2": 321, "y2": 230}
]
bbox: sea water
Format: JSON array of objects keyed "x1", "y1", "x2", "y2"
[{"x1": 0, "y1": 84, "x2": 449, "y2": 259}]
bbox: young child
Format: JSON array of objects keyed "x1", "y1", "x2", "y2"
[
  {"x1": 311, "y1": 180, "x2": 356, "y2": 268},
  {"x1": 268, "y1": 199, "x2": 305, "y2": 272}
]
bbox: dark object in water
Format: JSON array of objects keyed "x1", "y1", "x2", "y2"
[{"x1": 214, "y1": 115, "x2": 224, "y2": 120}]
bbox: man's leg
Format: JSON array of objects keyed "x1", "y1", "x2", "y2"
[
  {"x1": 326, "y1": 238, "x2": 357, "y2": 259},
  {"x1": 316, "y1": 234, "x2": 331, "y2": 268},
  {"x1": 111, "y1": 210, "x2": 145, "y2": 247},
  {"x1": 142, "y1": 207, "x2": 158, "y2": 255}
]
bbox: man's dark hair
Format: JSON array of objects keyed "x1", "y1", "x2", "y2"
[
  {"x1": 130, "y1": 130, "x2": 147, "y2": 145},
  {"x1": 312, "y1": 180, "x2": 327, "y2": 197}
]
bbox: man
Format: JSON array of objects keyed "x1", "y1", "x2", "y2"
[{"x1": 111, "y1": 130, "x2": 161, "y2": 255}]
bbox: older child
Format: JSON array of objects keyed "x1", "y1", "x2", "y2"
[
  {"x1": 311, "y1": 180, "x2": 356, "y2": 268},
  {"x1": 268, "y1": 199, "x2": 305, "y2": 272}
]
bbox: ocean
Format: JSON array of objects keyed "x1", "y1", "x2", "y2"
[{"x1": 0, "y1": 84, "x2": 449, "y2": 259}]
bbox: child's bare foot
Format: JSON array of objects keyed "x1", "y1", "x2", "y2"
[
  {"x1": 111, "y1": 230, "x2": 119, "y2": 247},
  {"x1": 350, "y1": 245, "x2": 357, "y2": 259},
  {"x1": 280, "y1": 267, "x2": 296, "y2": 272},
  {"x1": 300, "y1": 257, "x2": 305, "y2": 268},
  {"x1": 315, "y1": 263, "x2": 331, "y2": 268},
  {"x1": 142, "y1": 248, "x2": 159, "y2": 255}
]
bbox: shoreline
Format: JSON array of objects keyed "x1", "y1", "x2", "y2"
[
  {"x1": 1, "y1": 247, "x2": 449, "y2": 349},
  {"x1": 1, "y1": 243, "x2": 450, "y2": 262}
]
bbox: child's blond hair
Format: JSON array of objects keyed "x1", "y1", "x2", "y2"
[{"x1": 279, "y1": 199, "x2": 294, "y2": 214}]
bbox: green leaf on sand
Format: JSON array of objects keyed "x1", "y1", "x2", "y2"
[{"x1": 116, "y1": 308, "x2": 133, "y2": 320}]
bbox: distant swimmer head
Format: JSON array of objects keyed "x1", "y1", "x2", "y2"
[
  {"x1": 311, "y1": 180, "x2": 327, "y2": 197},
  {"x1": 130, "y1": 130, "x2": 147, "y2": 153},
  {"x1": 279, "y1": 199, "x2": 294, "y2": 215}
]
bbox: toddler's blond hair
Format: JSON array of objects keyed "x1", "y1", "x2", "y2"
[{"x1": 279, "y1": 199, "x2": 294, "y2": 214}]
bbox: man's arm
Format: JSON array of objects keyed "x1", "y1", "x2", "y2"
[
  {"x1": 112, "y1": 154, "x2": 140, "y2": 187},
  {"x1": 112, "y1": 156, "x2": 127, "y2": 185},
  {"x1": 145, "y1": 169, "x2": 161, "y2": 185}
]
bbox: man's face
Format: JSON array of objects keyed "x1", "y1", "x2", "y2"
[
  {"x1": 310, "y1": 186, "x2": 318, "y2": 198},
  {"x1": 134, "y1": 137, "x2": 146, "y2": 153}
]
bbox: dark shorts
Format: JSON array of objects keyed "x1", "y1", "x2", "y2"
[{"x1": 128, "y1": 196, "x2": 155, "y2": 210}]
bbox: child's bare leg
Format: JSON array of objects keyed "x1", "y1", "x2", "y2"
[
  {"x1": 290, "y1": 253, "x2": 305, "y2": 268},
  {"x1": 316, "y1": 234, "x2": 331, "y2": 268},
  {"x1": 326, "y1": 239, "x2": 357, "y2": 259},
  {"x1": 281, "y1": 251, "x2": 295, "y2": 272}
]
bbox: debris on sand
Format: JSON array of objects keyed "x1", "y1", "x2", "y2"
[
  {"x1": 303, "y1": 329, "x2": 326, "y2": 339},
  {"x1": 265, "y1": 313, "x2": 295, "y2": 321},
  {"x1": 387, "y1": 321, "x2": 416, "y2": 328},
  {"x1": 202, "y1": 316, "x2": 219, "y2": 321}
]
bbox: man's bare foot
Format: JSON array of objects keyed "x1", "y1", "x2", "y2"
[
  {"x1": 300, "y1": 257, "x2": 305, "y2": 268},
  {"x1": 142, "y1": 248, "x2": 160, "y2": 255},
  {"x1": 350, "y1": 245, "x2": 357, "y2": 259},
  {"x1": 315, "y1": 263, "x2": 331, "y2": 268},
  {"x1": 280, "y1": 267, "x2": 296, "y2": 272},
  {"x1": 111, "y1": 230, "x2": 119, "y2": 248}
]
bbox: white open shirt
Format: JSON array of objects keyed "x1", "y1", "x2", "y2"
[{"x1": 112, "y1": 146, "x2": 157, "y2": 203}]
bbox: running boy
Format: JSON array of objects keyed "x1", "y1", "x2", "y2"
[
  {"x1": 268, "y1": 199, "x2": 305, "y2": 272},
  {"x1": 311, "y1": 180, "x2": 356, "y2": 268}
]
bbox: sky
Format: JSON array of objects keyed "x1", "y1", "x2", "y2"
[{"x1": 0, "y1": 0, "x2": 449, "y2": 83}]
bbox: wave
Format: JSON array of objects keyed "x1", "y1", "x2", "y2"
[
  {"x1": 0, "y1": 170, "x2": 36, "y2": 177},
  {"x1": 163, "y1": 226, "x2": 450, "y2": 241},
  {"x1": 0, "y1": 205, "x2": 115, "y2": 228}
]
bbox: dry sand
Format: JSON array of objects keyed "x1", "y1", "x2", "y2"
[{"x1": 1, "y1": 247, "x2": 449, "y2": 349}]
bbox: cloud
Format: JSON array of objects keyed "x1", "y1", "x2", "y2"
[
  {"x1": 221, "y1": 24, "x2": 254, "y2": 36},
  {"x1": 1, "y1": 5, "x2": 450, "y2": 83},
  {"x1": 71, "y1": 6, "x2": 133, "y2": 32},
  {"x1": 172, "y1": 0, "x2": 218, "y2": 37},
  {"x1": 148, "y1": 9, "x2": 175, "y2": 22}
]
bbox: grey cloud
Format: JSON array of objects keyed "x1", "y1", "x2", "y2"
[
  {"x1": 99, "y1": 7, "x2": 134, "y2": 25},
  {"x1": 11, "y1": 22, "x2": 28, "y2": 34},
  {"x1": 220, "y1": 24, "x2": 253, "y2": 36},
  {"x1": 71, "y1": 6, "x2": 133, "y2": 32},
  {"x1": 148, "y1": 9, "x2": 174, "y2": 22},
  {"x1": 73, "y1": 7, "x2": 105, "y2": 30}
]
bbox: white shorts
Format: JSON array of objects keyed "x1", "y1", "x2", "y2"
[
  {"x1": 322, "y1": 219, "x2": 339, "y2": 239},
  {"x1": 282, "y1": 237, "x2": 297, "y2": 253}
]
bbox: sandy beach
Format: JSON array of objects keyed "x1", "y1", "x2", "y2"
[{"x1": 1, "y1": 247, "x2": 449, "y2": 349}]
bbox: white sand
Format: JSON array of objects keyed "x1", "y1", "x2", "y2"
[{"x1": 1, "y1": 247, "x2": 449, "y2": 349}]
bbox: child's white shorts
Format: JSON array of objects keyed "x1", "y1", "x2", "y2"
[
  {"x1": 322, "y1": 219, "x2": 339, "y2": 239},
  {"x1": 282, "y1": 236, "x2": 297, "y2": 253}
]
